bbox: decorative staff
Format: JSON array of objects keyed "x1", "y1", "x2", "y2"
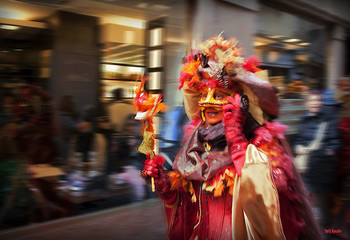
[{"x1": 134, "y1": 77, "x2": 166, "y2": 191}]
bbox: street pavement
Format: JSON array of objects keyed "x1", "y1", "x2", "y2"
[{"x1": 0, "y1": 198, "x2": 167, "y2": 240}]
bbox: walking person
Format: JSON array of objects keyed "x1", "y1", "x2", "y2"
[
  {"x1": 106, "y1": 88, "x2": 134, "y2": 173},
  {"x1": 94, "y1": 84, "x2": 111, "y2": 174},
  {"x1": 57, "y1": 95, "x2": 91, "y2": 167},
  {"x1": 294, "y1": 89, "x2": 342, "y2": 233}
]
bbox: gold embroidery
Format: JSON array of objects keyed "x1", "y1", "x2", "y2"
[
  {"x1": 169, "y1": 168, "x2": 236, "y2": 198},
  {"x1": 205, "y1": 142, "x2": 212, "y2": 151},
  {"x1": 193, "y1": 184, "x2": 202, "y2": 230}
]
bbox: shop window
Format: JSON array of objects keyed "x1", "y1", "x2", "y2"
[
  {"x1": 145, "y1": 18, "x2": 165, "y2": 92},
  {"x1": 149, "y1": 72, "x2": 162, "y2": 90},
  {"x1": 256, "y1": 4, "x2": 326, "y2": 99},
  {"x1": 149, "y1": 50, "x2": 163, "y2": 68},
  {"x1": 150, "y1": 28, "x2": 163, "y2": 47}
]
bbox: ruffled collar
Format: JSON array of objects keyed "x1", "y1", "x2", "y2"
[
  {"x1": 172, "y1": 121, "x2": 233, "y2": 182},
  {"x1": 198, "y1": 122, "x2": 227, "y2": 151}
]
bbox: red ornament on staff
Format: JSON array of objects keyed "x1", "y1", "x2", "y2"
[{"x1": 133, "y1": 77, "x2": 166, "y2": 191}]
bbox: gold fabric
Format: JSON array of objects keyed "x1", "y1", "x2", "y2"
[
  {"x1": 183, "y1": 83, "x2": 201, "y2": 120},
  {"x1": 241, "y1": 84, "x2": 266, "y2": 125},
  {"x1": 138, "y1": 130, "x2": 154, "y2": 158},
  {"x1": 240, "y1": 70, "x2": 272, "y2": 125},
  {"x1": 232, "y1": 144, "x2": 286, "y2": 240},
  {"x1": 254, "y1": 70, "x2": 269, "y2": 82}
]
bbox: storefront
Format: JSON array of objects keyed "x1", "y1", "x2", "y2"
[
  {"x1": 251, "y1": 1, "x2": 350, "y2": 135},
  {"x1": 0, "y1": 0, "x2": 188, "y2": 231},
  {"x1": 0, "y1": 0, "x2": 188, "y2": 110},
  {"x1": 255, "y1": 4, "x2": 327, "y2": 98}
]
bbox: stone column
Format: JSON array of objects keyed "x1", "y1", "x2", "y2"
[
  {"x1": 190, "y1": 0, "x2": 258, "y2": 56},
  {"x1": 48, "y1": 10, "x2": 100, "y2": 114},
  {"x1": 327, "y1": 24, "x2": 346, "y2": 89}
]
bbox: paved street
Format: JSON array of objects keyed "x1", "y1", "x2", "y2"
[{"x1": 0, "y1": 198, "x2": 167, "y2": 240}]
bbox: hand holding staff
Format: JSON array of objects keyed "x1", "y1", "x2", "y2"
[{"x1": 134, "y1": 77, "x2": 166, "y2": 191}]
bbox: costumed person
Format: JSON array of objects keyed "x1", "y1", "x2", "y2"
[
  {"x1": 141, "y1": 35, "x2": 322, "y2": 240},
  {"x1": 0, "y1": 82, "x2": 73, "y2": 226},
  {"x1": 15, "y1": 75, "x2": 56, "y2": 165}
]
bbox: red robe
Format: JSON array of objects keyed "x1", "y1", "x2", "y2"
[{"x1": 155, "y1": 121, "x2": 322, "y2": 240}]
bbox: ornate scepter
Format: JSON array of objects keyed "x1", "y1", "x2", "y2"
[{"x1": 134, "y1": 77, "x2": 166, "y2": 191}]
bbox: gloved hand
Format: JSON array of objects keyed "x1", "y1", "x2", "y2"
[
  {"x1": 223, "y1": 93, "x2": 249, "y2": 127},
  {"x1": 143, "y1": 155, "x2": 172, "y2": 195},
  {"x1": 143, "y1": 154, "x2": 164, "y2": 178},
  {"x1": 223, "y1": 94, "x2": 249, "y2": 176}
]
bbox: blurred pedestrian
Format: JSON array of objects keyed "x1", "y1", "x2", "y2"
[
  {"x1": 294, "y1": 89, "x2": 341, "y2": 230},
  {"x1": 322, "y1": 89, "x2": 342, "y2": 121},
  {"x1": 106, "y1": 88, "x2": 134, "y2": 173},
  {"x1": 57, "y1": 95, "x2": 87, "y2": 166},
  {"x1": 107, "y1": 88, "x2": 134, "y2": 133},
  {"x1": 75, "y1": 104, "x2": 94, "y2": 164},
  {"x1": 94, "y1": 83, "x2": 111, "y2": 174},
  {"x1": 333, "y1": 116, "x2": 350, "y2": 239},
  {"x1": 13, "y1": 73, "x2": 56, "y2": 165},
  {"x1": 332, "y1": 77, "x2": 350, "y2": 239},
  {"x1": 122, "y1": 114, "x2": 144, "y2": 170},
  {"x1": 0, "y1": 93, "x2": 16, "y2": 128},
  {"x1": 0, "y1": 77, "x2": 71, "y2": 227}
]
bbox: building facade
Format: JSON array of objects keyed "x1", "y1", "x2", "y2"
[{"x1": 0, "y1": 0, "x2": 349, "y2": 127}]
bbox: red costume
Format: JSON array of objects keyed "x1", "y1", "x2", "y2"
[{"x1": 142, "y1": 35, "x2": 322, "y2": 239}]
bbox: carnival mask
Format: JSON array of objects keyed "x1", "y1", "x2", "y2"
[{"x1": 199, "y1": 82, "x2": 236, "y2": 125}]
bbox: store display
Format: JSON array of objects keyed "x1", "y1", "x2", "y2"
[{"x1": 100, "y1": 63, "x2": 144, "y2": 100}]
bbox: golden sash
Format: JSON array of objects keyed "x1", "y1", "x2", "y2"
[{"x1": 232, "y1": 144, "x2": 286, "y2": 240}]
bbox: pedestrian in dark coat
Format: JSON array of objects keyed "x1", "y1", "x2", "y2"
[{"x1": 294, "y1": 90, "x2": 341, "y2": 230}]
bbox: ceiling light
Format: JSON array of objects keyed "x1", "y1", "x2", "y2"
[
  {"x1": 283, "y1": 38, "x2": 302, "y2": 43},
  {"x1": 127, "y1": 66, "x2": 143, "y2": 73},
  {"x1": 284, "y1": 44, "x2": 303, "y2": 50},
  {"x1": 254, "y1": 41, "x2": 266, "y2": 46},
  {"x1": 299, "y1": 42, "x2": 310, "y2": 46},
  {"x1": 254, "y1": 36, "x2": 277, "y2": 46},
  {"x1": 103, "y1": 16, "x2": 145, "y2": 29},
  {"x1": 104, "y1": 64, "x2": 119, "y2": 72},
  {"x1": 0, "y1": 24, "x2": 20, "y2": 30},
  {"x1": 268, "y1": 35, "x2": 284, "y2": 39},
  {"x1": 153, "y1": 4, "x2": 170, "y2": 10},
  {"x1": 295, "y1": 54, "x2": 309, "y2": 61},
  {"x1": 136, "y1": 3, "x2": 149, "y2": 8}
]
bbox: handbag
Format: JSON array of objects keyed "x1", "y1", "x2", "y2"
[
  {"x1": 295, "y1": 122, "x2": 327, "y2": 173},
  {"x1": 295, "y1": 153, "x2": 309, "y2": 173}
]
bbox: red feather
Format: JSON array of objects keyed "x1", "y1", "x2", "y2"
[{"x1": 242, "y1": 55, "x2": 262, "y2": 73}]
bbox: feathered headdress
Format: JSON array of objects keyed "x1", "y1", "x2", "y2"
[
  {"x1": 179, "y1": 34, "x2": 262, "y2": 91},
  {"x1": 180, "y1": 34, "x2": 279, "y2": 124}
]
